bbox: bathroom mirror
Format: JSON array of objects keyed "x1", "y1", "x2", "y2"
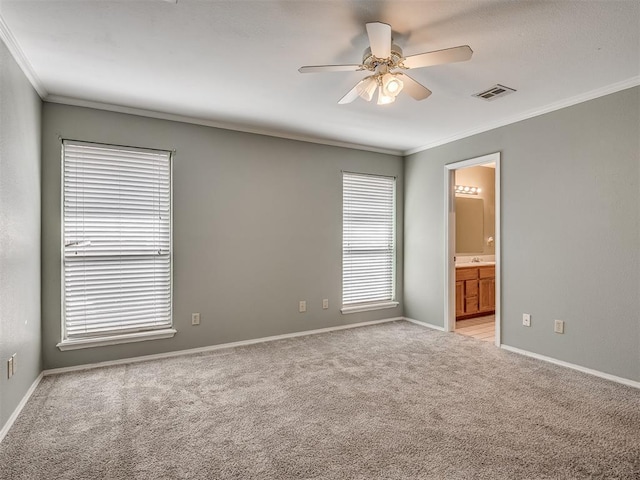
[{"x1": 456, "y1": 197, "x2": 484, "y2": 254}]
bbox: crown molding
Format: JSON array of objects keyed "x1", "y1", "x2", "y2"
[
  {"x1": 0, "y1": 13, "x2": 47, "y2": 98},
  {"x1": 49, "y1": 76, "x2": 640, "y2": 159},
  {"x1": 404, "y1": 76, "x2": 640, "y2": 156},
  {"x1": 45, "y1": 95, "x2": 404, "y2": 156}
]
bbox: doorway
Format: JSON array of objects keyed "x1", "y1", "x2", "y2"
[{"x1": 444, "y1": 152, "x2": 501, "y2": 346}]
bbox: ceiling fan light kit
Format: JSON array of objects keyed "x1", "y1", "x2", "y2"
[
  {"x1": 356, "y1": 77, "x2": 378, "y2": 102},
  {"x1": 377, "y1": 88, "x2": 395, "y2": 105},
  {"x1": 381, "y1": 71, "x2": 403, "y2": 96},
  {"x1": 299, "y1": 22, "x2": 473, "y2": 105}
]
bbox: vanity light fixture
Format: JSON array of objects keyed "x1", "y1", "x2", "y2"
[{"x1": 455, "y1": 185, "x2": 481, "y2": 195}]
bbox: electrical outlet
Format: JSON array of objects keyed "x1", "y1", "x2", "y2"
[
  {"x1": 522, "y1": 313, "x2": 531, "y2": 327},
  {"x1": 7, "y1": 357, "x2": 13, "y2": 379},
  {"x1": 191, "y1": 313, "x2": 200, "y2": 325},
  {"x1": 322, "y1": 299, "x2": 329, "y2": 309},
  {"x1": 554, "y1": 319, "x2": 564, "y2": 334},
  {"x1": 11, "y1": 353, "x2": 16, "y2": 376},
  {"x1": 299, "y1": 301, "x2": 306, "y2": 313}
]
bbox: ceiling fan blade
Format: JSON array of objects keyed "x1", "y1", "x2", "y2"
[
  {"x1": 396, "y1": 73, "x2": 432, "y2": 100},
  {"x1": 299, "y1": 64, "x2": 363, "y2": 73},
  {"x1": 338, "y1": 77, "x2": 374, "y2": 104},
  {"x1": 366, "y1": 22, "x2": 392, "y2": 58},
  {"x1": 403, "y1": 45, "x2": 473, "y2": 69}
]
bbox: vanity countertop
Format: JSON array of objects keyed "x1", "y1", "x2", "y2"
[{"x1": 455, "y1": 261, "x2": 496, "y2": 268}]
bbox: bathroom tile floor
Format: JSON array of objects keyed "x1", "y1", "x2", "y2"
[{"x1": 455, "y1": 315, "x2": 495, "y2": 342}]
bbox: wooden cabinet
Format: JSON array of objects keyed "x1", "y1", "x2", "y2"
[
  {"x1": 479, "y1": 278, "x2": 495, "y2": 312},
  {"x1": 478, "y1": 266, "x2": 495, "y2": 314},
  {"x1": 455, "y1": 281, "x2": 465, "y2": 316},
  {"x1": 456, "y1": 265, "x2": 495, "y2": 319},
  {"x1": 465, "y1": 279, "x2": 479, "y2": 314}
]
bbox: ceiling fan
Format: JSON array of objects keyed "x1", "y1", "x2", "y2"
[{"x1": 299, "y1": 22, "x2": 473, "y2": 105}]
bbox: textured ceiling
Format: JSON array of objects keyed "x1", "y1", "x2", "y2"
[{"x1": 1, "y1": 0, "x2": 639, "y2": 154}]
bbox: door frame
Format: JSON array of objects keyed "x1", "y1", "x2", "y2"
[{"x1": 444, "y1": 152, "x2": 501, "y2": 346}]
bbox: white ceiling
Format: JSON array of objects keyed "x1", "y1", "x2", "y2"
[{"x1": 1, "y1": 0, "x2": 638, "y2": 155}]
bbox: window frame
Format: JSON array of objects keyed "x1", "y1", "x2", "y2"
[
  {"x1": 57, "y1": 139, "x2": 176, "y2": 351},
  {"x1": 341, "y1": 171, "x2": 399, "y2": 314}
]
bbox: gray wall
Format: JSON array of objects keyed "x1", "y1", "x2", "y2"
[
  {"x1": 405, "y1": 86, "x2": 640, "y2": 382},
  {"x1": 0, "y1": 41, "x2": 42, "y2": 429},
  {"x1": 41, "y1": 103, "x2": 404, "y2": 369}
]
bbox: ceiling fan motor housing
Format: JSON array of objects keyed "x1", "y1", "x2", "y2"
[{"x1": 362, "y1": 44, "x2": 405, "y2": 72}]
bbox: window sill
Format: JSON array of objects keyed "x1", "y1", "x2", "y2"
[
  {"x1": 341, "y1": 301, "x2": 399, "y2": 315},
  {"x1": 57, "y1": 328, "x2": 177, "y2": 351}
]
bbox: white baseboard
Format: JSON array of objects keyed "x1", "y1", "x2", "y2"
[
  {"x1": 500, "y1": 344, "x2": 640, "y2": 390},
  {"x1": 404, "y1": 317, "x2": 446, "y2": 331},
  {"x1": 44, "y1": 317, "x2": 405, "y2": 376},
  {"x1": 0, "y1": 372, "x2": 43, "y2": 444}
]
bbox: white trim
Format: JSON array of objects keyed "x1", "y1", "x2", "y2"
[
  {"x1": 44, "y1": 95, "x2": 403, "y2": 156},
  {"x1": 500, "y1": 344, "x2": 640, "y2": 390},
  {"x1": 403, "y1": 317, "x2": 446, "y2": 331},
  {"x1": 0, "y1": 14, "x2": 47, "y2": 98},
  {"x1": 44, "y1": 318, "x2": 404, "y2": 375},
  {"x1": 341, "y1": 301, "x2": 399, "y2": 314},
  {"x1": 444, "y1": 164, "x2": 456, "y2": 333},
  {"x1": 493, "y1": 159, "x2": 501, "y2": 345},
  {"x1": 404, "y1": 76, "x2": 640, "y2": 156},
  {"x1": 0, "y1": 372, "x2": 43, "y2": 444},
  {"x1": 444, "y1": 153, "x2": 501, "y2": 346},
  {"x1": 56, "y1": 328, "x2": 177, "y2": 351},
  {"x1": 48, "y1": 77, "x2": 639, "y2": 159}
]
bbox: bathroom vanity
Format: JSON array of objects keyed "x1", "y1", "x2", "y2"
[{"x1": 455, "y1": 264, "x2": 495, "y2": 319}]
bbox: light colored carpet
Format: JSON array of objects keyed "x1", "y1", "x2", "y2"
[{"x1": 1, "y1": 321, "x2": 639, "y2": 479}]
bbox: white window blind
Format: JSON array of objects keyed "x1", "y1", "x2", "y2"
[
  {"x1": 342, "y1": 172, "x2": 396, "y2": 306},
  {"x1": 62, "y1": 141, "x2": 172, "y2": 340}
]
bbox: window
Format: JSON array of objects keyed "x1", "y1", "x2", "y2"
[
  {"x1": 342, "y1": 172, "x2": 398, "y2": 313},
  {"x1": 59, "y1": 141, "x2": 174, "y2": 350}
]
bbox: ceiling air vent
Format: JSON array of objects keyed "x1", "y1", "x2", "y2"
[{"x1": 473, "y1": 84, "x2": 516, "y2": 101}]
